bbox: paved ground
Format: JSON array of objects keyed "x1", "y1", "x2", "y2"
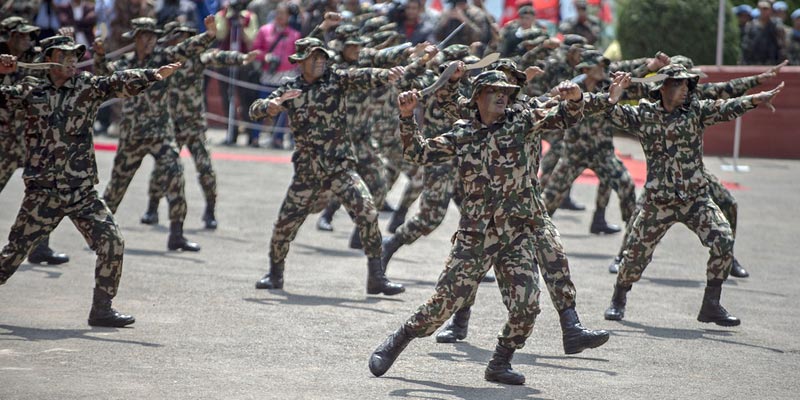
[{"x1": 1, "y1": 129, "x2": 799, "y2": 400}]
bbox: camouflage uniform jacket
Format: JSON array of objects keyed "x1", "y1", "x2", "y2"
[
  {"x1": 249, "y1": 67, "x2": 392, "y2": 175},
  {"x1": 169, "y1": 49, "x2": 248, "y2": 131},
  {"x1": 0, "y1": 69, "x2": 162, "y2": 190},
  {"x1": 0, "y1": 44, "x2": 43, "y2": 140},
  {"x1": 399, "y1": 98, "x2": 584, "y2": 233},
  {"x1": 94, "y1": 32, "x2": 216, "y2": 140},
  {"x1": 606, "y1": 96, "x2": 758, "y2": 204},
  {"x1": 563, "y1": 81, "x2": 616, "y2": 154},
  {"x1": 695, "y1": 76, "x2": 761, "y2": 100}
]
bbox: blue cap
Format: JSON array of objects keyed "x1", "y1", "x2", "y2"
[
  {"x1": 773, "y1": 1, "x2": 788, "y2": 11},
  {"x1": 751, "y1": 8, "x2": 761, "y2": 18},
  {"x1": 732, "y1": 4, "x2": 753, "y2": 16},
  {"x1": 792, "y1": 8, "x2": 800, "y2": 19}
]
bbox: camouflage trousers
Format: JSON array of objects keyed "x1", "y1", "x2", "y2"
[
  {"x1": 382, "y1": 138, "x2": 424, "y2": 211},
  {"x1": 538, "y1": 132, "x2": 565, "y2": 187},
  {"x1": 147, "y1": 126, "x2": 217, "y2": 205},
  {"x1": 0, "y1": 186, "x2": 124, "y2": 297},
  {"x1": 0, "y1": 134, "x2": 25, "y2": 193},
  {"x1": 704, "y1": 168, "x2": 737, "y2": 235},
  {"x1": 617, "y1": 193, "x2": 734, "y2": 286},
  {"x1": 270, "y1": 167, "x2": 382, "y2": 263},
  {"x1": 542, "y1": 149, "x2": 636, "y2": 221},
  {"x1": 394, "y1": 163, "x2": 455, "y2": 245},
  {"x1": 103, "y1": 136, "x2": 187, "y2": 223},
  {"x1": 322, "y1": 144, "x2": 388, "y2": 216}
]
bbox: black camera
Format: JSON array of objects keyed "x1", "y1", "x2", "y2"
[{"x1": 228, "y1": 0, "x2": 251, "y2": 13}]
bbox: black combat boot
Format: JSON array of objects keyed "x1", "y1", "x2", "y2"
[
  {"x1": 608, "y1": 255, "x2": 621, "y2": 274},
  {"x1": 140, "y1": 197, "x2": 159, "y2": 225},
  {"x1": 697, "y1": 280, "x2": 741, "y2": 326},
  {"x1": 202, "y1": 201, "x2": 218, "y2": 230},
  {"x1": 484, "y1": 343, "x2": 525, "y2": 385},
  {"x1": 589, "y1": 207, "x2": 621, "y2": 234},
  {"x1": 316, "y1": 203, "x2": 338, "y2": 232},
  {"x1": 167, "y1": 221, "x2": 201, "y2": 252},
  {"x1": 436, "y1": 307, "x2": 471, "y2": 343},
  {"x1": 604, "y1": 284, "x2": 631, "y2": 321},
  {"x1": 87, "y1": 288, "x2": 135, "y2": 327},
  {"x1": 482, "y1": 271, "x2": 496, "y2": 283},
  {"x1": 559, "y1": 188, "x2": 586, "y2": 211},
  {"x1": 386, "y1": 206, "x2": 408, "y2": 234},
  {"x1": 369, "y1": 325, "x2": 414, "y2": 377},
  {"x1": 729, "y1": 258, "x2": 749, "y2": 278},
  {"x1": 349, "y1": 228, "x2": 363, "y2": 250},
  {"x1": 381, "y1": 201, "x2": 396, "y2": 213},
  {"x1": 27, "y1": 237, "x2": 70, "y2": 265},
  {"x1": 367, "y1": 258, "x2": 404, "y2": 295},
  {"x1": 381, "y1": 236, "x2": 403, "y2": 272},
  {"x1": 559, "y1": 307, "x2": 610, "y2": 354},
  {"x1": 255, "y1": 261, "x2": 284, "y2": 289}
]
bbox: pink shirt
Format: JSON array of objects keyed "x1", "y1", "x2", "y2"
[{"x1": 252, "y1": 23, "x2": 301, "y2": 73}]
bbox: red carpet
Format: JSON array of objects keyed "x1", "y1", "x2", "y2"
[{"x1": 93, "y1": 141, "x2": 743, "y2": 190}]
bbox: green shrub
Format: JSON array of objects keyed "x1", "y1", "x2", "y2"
[{"x1": 617, "y1": 0, "x2": 741, "y2": 65}]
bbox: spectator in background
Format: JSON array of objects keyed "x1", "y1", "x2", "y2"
[
  {"x1": 498, "y1": 5, "x2": 544, "y2": 57},
  {"x1": 393, "y1": 0, "x2": 435, "y2": 44},
  {"x1": 195, "y1": 0, "x2": 220, "y2": 32},
  {"x1": 215, "y1": 0, "x2": 261, "y2": 146},
  {"x1": 733, "y1": 4, "x2": 753, "y2": 40},
  {"x1": 742, "y1": 1, "x2": 786, "y2": 65},
  {"x1": 303, "y1": 0, "x2": 340, "y2": 36},
  {"x1": 2, "y1": 0, "x2": 42, "y2": 21},
  {"x1": 109, "y1": 0, "x2": 155, "y2": 51},
  {"x1": 559, "y1": 0, "x2": 600, "y2": 45},
  {"x1": 56, "y1": 0, "x2": 96, "y2": 47},
  {"x1": 251, "y1": 1, "x2": 300, "y2": 149},
  {"x1": 157, "y1": 0, "x2": 198, "y2": 27},
  {"x1": 773, "y1": 1, "x2": 789, "y2": 22},
  {"x1": 340, "y1": 0, "x2": 369, "y2": 21},
  {"x1": 35, "y1": 0, "x2": 62, "y2": 38},
  {"x1": 788, "y1": 9, "x2": 800, "y2": 65},
  {"x1": 435, "y1": 0, "x2": 480, "y2": 46}
]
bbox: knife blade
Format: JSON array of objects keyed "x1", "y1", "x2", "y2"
[
  {"x1": 464, "y1": 53, "x2": 500, "y2": 71},
  {"x1": 420, "y1": 62, "x2": 458, "y2": 96}
]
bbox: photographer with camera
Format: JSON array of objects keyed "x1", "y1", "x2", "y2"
[{"x1": 251, "y1": 2, "x2": 301, "y2": 149}]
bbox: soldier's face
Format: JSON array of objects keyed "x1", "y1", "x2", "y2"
[
  {"x1": 342, "y1": 44, "x2": 360, "y2": 62},
  {"x1": 519, "y1": 15, "x2": 534, "y2": 29},
  {"x1": 794, "y1": 18, "x2": 800, "y2": 30},
  {"x1": 660, "y1": 79, "x2": 689, "y2": 108},
  {"x1": 136, "y1": 32, "x2": 158, "y2": 55},
  {"x1": 477, "y1": 86, "x2": 511, "y2": 115},
  {"x1": 300, "y1": 51, "x2": 328, "y2": 80},
  {"x1": 585, "y1": 64, "x2": 606, "y2": 81},
  {"x1": 47, "y1": 49, "x2": 79, "y2": 79},
  {"x1": 9, "y1": 32, "x2": 33, "y2": 54},
  {"x1": 405, "y1": 2, "x2": 421, "y2": 20}
]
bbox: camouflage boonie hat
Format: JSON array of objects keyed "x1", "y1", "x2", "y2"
[
  {"x1": 490, "y1": 58, "x2": 527, "y2": 85},
  {"x1": 562, "y1": 34, "x2": 588, "y2": 47},
  {"x1": 433, "y1": 44, "x2": 472, "y2": 64},
  {"x1": 518, "y1": 34, "x2": 547, "y2": 51},
  {"x1": 122, "y1": 17, "x2": 164, "y2": 40},
  {"x1": 518, "y1": 5, "x2": 535, "y2": 16},
  {"x1": 649, "y1": 64, "x2": 699, "y2": 96},
  {"x1": 575, "y1": 50, "x2": 610, "y2": 70},
  {"x1": 334, "y1": 24, "x2": 360, "y2": 41},
  {"x1": 0, "y1": 16, "x2": 40, "y2": 41},
  {"x1": 38, "y1": 35, "x2": 86, "y2": 60},
  {"x1": 288, "y1": 37, "x2": 335, "y2": 64},
  {"x1": 670, "y1": 55, "x2": 708, "y2": 78},
  {"x1": 361, "y1": 16, "x2": 396, "y2": 36},
  {"x1": 369, "y1": 30, "x2": 402, "y2": 46},
  {"x1": 158, "y1": 21, "x2": 197, "y2": 43},
  {"x1": 469, "y1": 70, "x2": 521, "y2": 104}
]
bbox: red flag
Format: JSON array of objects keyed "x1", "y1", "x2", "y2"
[
  {"x1": 431, "y1": 0, "x2": 443, "y2": 12},
  {"x1": 501, "y1": 0, "x2": 519, "y2": 26}
]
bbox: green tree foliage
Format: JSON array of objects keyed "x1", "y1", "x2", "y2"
[{"x1": 617, "y1": 0, "x2": 741, "y2": 65}]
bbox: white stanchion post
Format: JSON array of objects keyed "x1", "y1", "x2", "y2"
[{"x1": 721, "y1": 117, "x2": 750, "y2": 172}]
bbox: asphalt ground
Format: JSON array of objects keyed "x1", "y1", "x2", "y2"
[{"x1": 1, "y1": 128, "x2": 799, "y2": 400}]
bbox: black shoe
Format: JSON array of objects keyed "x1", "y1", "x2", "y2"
[
  {"x1": 367, "y1": 258, "x2": 404, "y2": 295},
  {"x1": 255, "y1": 261, "x2": 284, "y2": 289},
  {"x1": 167, "y1": 222, "x2": 201, "y2": 252},
  {"x1": 381, "y1": 201, "x2": 396, "y2": 213},
  {"x1": 559, "y1": 196, "x2": 586, "y2": 211},
  {"x1": 369, "y1": 325, "x2": 413, "y2": 377},
  {"x1": 608, "y1": 255, "x2": 621, "y2": 274},
  {"x1": 349, "y1": 228, "x2": 363, "y2": 250},
  {"x1": 387, "y1": 207, "x2": 408, "y2": 234},
  {"x1": 604, "y1": 284, "x2": 630, "y2": 321},
  {"x1": 27, "y1": 242, "x2": 70, "y2": 265},
  {"x1": 485, "y1": 343, "x2": 525, "y2": 385},
  {"x1": 202, "y1": 203, "x2": 218, "y2": 230},
  {"x1": 559, "y1": 307, "x2": 610, "y2": 354},
  {"x1": 316, "y1": 203, "x2": 338, "y2": 232},
  {"x1": 482, "y1": 271, "x2": 496, "y2": 283},
  {"x1": 87, "y1": 289, "x2": 135, "y2": 327},
  {"x1": 140, "y1": 197, "x2": 160, "y2": 225},
  {"x1": 729, "y1": 258, "x2": 749, "y2": 278},
  {"x1": 589, "y1": 207, "x2": 621, "y2": 234},
  {"x1": 381, "y1": 236, "x2": 402, "y2": 272},
  {"x1": 436, "y1": 307, "x2": 471, "y2": 343},
  {"x1": 316, "y1": 216, "x2": 333, "y2": 231},
  {"x1": 697, "y1": 283, "x2": 740, "y2": 327}
]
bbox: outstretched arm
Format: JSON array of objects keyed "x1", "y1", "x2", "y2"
[
  {"x1": 699, "y1": 81, "x2": 785, "y2": 126},
  {"x1": 398, "y1": 90, "x2": 458, "y2": 166}
]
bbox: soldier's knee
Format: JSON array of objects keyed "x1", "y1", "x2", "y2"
[{"x1": 712, "y1": 232, "x2": 735, "y2": 255}]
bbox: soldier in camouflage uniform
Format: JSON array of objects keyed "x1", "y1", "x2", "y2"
[
  {"x1": 558, "y1": 0, "x2": 602, "y2": 45},
  {"x1": 140, "y1": 21, "x2": 258, "y2": 230},
  {"x1": 607, "y1": 56, "x2": 788, "y2": 278},
  {"x1": 602, "y1": 65, "x2": 784, "y2": 327},
  {"x1": 248, "y1": 37, "x2": 405, "y2": 296},
  {"x1": 0, "y1": 37, "x2": 182, "y2": 327},
  {"x1": 95, "y1": 17, "x2": 217, "y2": 252},
  {"x1": 541, "y1": 51, "x2": 636, "y2": 235},
  {"x1": 380, "y1": 44, "x2": 478, "y2": 272},
  {"x1": 0, "y1": 16, "x2": 70, "y2": 265},
  {"x1": 370, "y1": 71, "x2": 612, "y2": 385}
]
